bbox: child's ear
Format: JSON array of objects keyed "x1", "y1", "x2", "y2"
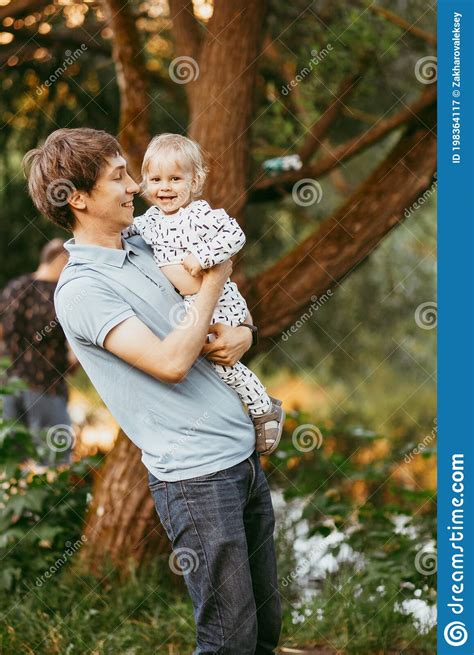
[{"x1": 190, "y1": 177, "x2": 199, "y2": 194}]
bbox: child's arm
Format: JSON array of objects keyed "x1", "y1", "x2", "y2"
[{"x1": 187, "y1": 202, "x2": 246, "y2": 270}]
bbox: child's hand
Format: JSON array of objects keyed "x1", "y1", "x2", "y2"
[{"x1": 183, "y1": 253, "x2": 203, "y2": 277}]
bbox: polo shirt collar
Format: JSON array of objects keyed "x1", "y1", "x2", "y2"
[{"x1": 64, "y1": 236, "x2": 139, "y2": 268}]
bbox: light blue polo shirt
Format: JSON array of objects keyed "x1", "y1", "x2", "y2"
[{"x1": 54, "y1": 235, "x2": 255, "y2": 481}]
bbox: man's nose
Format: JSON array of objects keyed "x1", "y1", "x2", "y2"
[{"x1": 127, "y1": 178, "x2": 140, "y2": 194}]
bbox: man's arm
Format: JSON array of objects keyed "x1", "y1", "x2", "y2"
[{"x1": 103, "y1": 260, "x2": 232, "y2": 383}]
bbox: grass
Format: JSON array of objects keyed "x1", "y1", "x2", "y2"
[
  {"x1": 279, "y1": 565, "x2": 436, "y2": 654},
  {"x1": 0, "y1": 557, "x2": 436, "y2": 655},
  {"x1": 0, "y1": 557, "x2": 195, "y2": 655}
]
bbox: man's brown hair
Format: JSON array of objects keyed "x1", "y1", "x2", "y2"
[{"x1": 23, "y1": 128, "x2": 122, "y2": 230}]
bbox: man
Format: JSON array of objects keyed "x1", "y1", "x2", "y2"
[
  {"x1": 0, "y1": 238, "x2": 75, "y2": 466},
  {"x1": 23, "y1": 128, "x2": 281, "y2": 655}
]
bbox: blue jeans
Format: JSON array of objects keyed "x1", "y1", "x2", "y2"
[{"x1": 148, "y1": 449, "x2": 282, "y2": 654}]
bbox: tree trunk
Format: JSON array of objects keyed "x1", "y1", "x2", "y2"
[
  {"x1": 100, "y1": 0, "x2": 150, "y2": 180},
  {"x1": 79, "y1": 430, "x2": 172, "y2": 573},
  {"x1": 185, "y1": 0, "x2": 267, "y2": 216}
]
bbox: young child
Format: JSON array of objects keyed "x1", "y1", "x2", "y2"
[{"x1": 126, "y1": 133, "x2": 285, "y2": 455}]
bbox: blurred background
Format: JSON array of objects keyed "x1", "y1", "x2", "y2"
[{"x1": 0, "y1": 0, "x2": 436, "y2": 653}]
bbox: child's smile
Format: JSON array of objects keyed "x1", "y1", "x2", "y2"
[{"x1": 144, "y1": 160, "x2": 195, "y2": 215}]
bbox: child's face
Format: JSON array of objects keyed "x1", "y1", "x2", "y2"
[{"x1": 144, "y1": 157, "x2": 195, "y2": 215}]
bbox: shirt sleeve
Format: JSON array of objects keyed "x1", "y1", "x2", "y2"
[
  {"x1": 187, "y1": 201, "x2": 246, "y2": 269},
  {"x1": 55, "y1": 277, "x2": 136, "y2": 348}
]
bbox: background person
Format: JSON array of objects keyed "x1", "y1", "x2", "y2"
[{"x1": 0, "y1": 238, "x2": 76, "y2": 466}]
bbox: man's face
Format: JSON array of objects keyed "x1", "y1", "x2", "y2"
[{"x1": 85, "y1": 154, "x2": 140, "y2": 229}]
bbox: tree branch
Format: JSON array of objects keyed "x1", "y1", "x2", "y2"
[
  {"x1": 0, "y1": 0, "x2": 50, "y2": 22},
  {"x1": 298, "y1": 64, "x2": 368, "y2": 164},
  {"x1": 241, "y1": 102, "x2": 437, "y2": 349},
  {"x1": 250, "y1": 87, "x2": 436, "y2": 203},
  {"x1": 2, "y1": 26, "x2": 110, "y2": 55},
  {"x1": 369, "y1": 5, "x2": 437, "y2": 45}
]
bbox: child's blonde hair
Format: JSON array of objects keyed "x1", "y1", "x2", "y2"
[{"x1": 141, "y1": 133, "x2": 208, "y2": 198}]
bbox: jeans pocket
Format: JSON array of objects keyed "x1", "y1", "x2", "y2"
[
  {"x1": 149, "y1": 479, "x2": 166, "y2": 492},
  {"x1": 148, "y1": 469, "x2": 166, "y2": 491}
]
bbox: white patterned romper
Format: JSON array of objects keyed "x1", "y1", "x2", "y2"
[{"x1": 132, "y1": 200, "x2": 272, "y2": 416}]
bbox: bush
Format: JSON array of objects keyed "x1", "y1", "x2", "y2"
[{"x1": 0, "y1": 361, "x2": 99, "y2": 591}]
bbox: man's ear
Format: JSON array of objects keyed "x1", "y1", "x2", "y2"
[{"x1": 68, "y1": 190, "x2": 87, "y2": 211}]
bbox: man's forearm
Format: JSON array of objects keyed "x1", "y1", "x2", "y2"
[{"x1": 161, "y1": 280, "x2": 222, "y2": 378}]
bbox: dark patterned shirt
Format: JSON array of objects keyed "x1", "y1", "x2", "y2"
[{"x1": 0, "y1": 274, "x2": 69, "y2": 397}]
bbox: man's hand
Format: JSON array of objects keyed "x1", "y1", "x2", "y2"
[
  {"x1": 183, "y1": 253, "x2": 203, "y2": 277},
  {"x1": 201, "y1": 322, "x2": 252, "y2": 366}
]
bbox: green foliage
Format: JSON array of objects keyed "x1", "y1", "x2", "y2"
[
  {"x1": 0, "y1": 365, "x2": 99, "y2": 592},
  {"x1": 250, "y1": 199, "x2": 436, "y2": 435},
  {"x1": 269, "y1": 407, "x2": 436, "y2": 651}
]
